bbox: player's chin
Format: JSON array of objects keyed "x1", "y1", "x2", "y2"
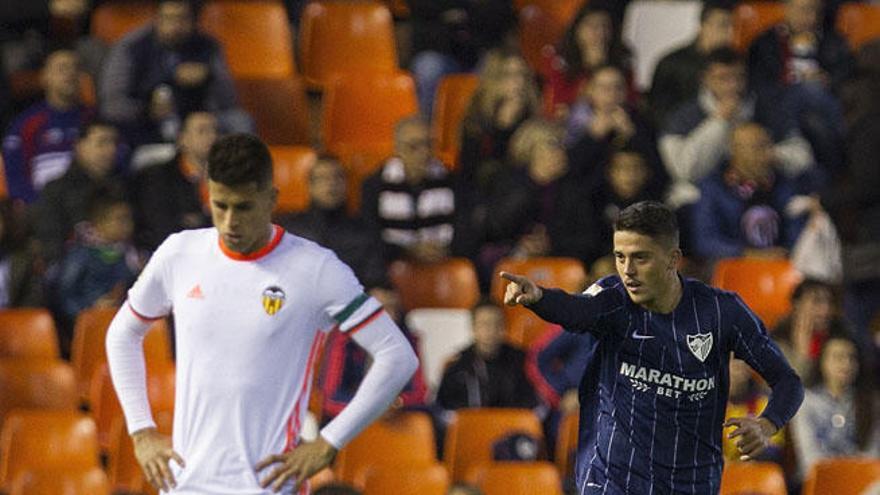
[{"x1": 625, "y1": 287, "x2": 649, "y2": 302}]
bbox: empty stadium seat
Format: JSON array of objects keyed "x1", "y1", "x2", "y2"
[
  {"x1": 0, "y1": 308, "x2": 58, "y2": 359},
  {"x1": 300, "y1": 1, "x2": 398, "y2": 90},
  {"x1": 362, "y1": 463, "x2": 449, "y2": 495},
  {"x1": 468, "y1": 462, "x2": 563, "y2": 495},
  {"x1": 555, "y1": 410, "x2": 579, "y2": 483},
  {"x1": 711, "y1": 257, "x2": 802, "y2": 330},
  {"x1": 389, "y1": 258, "x2": 481, "y2": 311},
  {"x1": 10, "y1": 467, "x2": 111, "y2": 495},
  {"x1": 732, "y1": 2, "x2": 786, "y2": 52},
  {"x1": 91, "y1": 1, "x2": 157, "y2": 45},
  {"x1": 432, "y1": 74, "x2": 479, "y2": 169},
  {"x1": 836, "y1": 3, "x2": 880, "y2": 49},
  {"x1": 335, "y1": 411, "x2": 436, "y2": 485},
  {"x1": 719, "y1": 461, "x2": 786, "y2": 495},
  {"x1": 235, "y1": 77, "x2": 311, "y2": 146},
  {"x1": 518, "y1": 0, "x2": 586, "y2": 76},
  {"x1": 269, "y1": 146, "x2": 318, "y2": 214},
  {"x1": 199, "y1": 0, "x2": 295, "y2": 78},
  {"x1": 71, "y1": 307, "x2": 173, "y2": 403},
  {"x1": 801, "y1": 458, "x2": 880, "y2": 495},
  {"x1": 444, "y1": 408, "x2": 544, "y2": 481},
  {"x1": 0, "y1": 410, "x2": 100, "y2": 488},
  {"x1": 89, "y1": 363, "x2": 176, "y2": 450},
  {"x1": 0, "y1": 359, "x2": 78, "y2": 424}
]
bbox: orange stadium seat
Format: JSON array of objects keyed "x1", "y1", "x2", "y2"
[
  {"x1": 91, "y1": 1, "x2": 157, "y2": 45},
  {"x1": 518, "y1": 2, "x2": 578, "y2": 76},
  {"x1": 506, "y1": 308, "x2": 558, "y2": 348},
  {"x1": 432, "y1": 74, "x2": 479, "y2": 169},
  {"x1": 71, "y1": 307, "x2": 173, "y2": 403},
  {"x1": 89, "y1": 363, "x2": 176, "y2": 450},
  {"x1": 0, "y1": 308, "x2": 58, "y2": 359},
  {"x1": 711, "y1": 257, "x2": 802, "y2": 330},
  {"x1": 389, "y1": 258, "x2": 481, "y2": 311},
  {"x1": 0, "y1": 411, "x2": 100, "y2": 489},
  {"x1": 468, "y1": 462, "x2": 563, "y2": 495},
  {"x1": 555, "y1": 409, "x2": 579, "y2": 483},
  {"x1": 0, "y1": 359, "x2": 78, "y2": 424},
  {"x1": 10, "y1": 467, "x2": 111, "y2": 495},
  {"x1": 836, "y1": 3, "x2": 880, "y2": 49},
  {"x1": 269, "y1": 146, "x2": 317, "y2": 215},
  {"x1": 802, "y1": 458, "x2": 880, "y2": 495},
  {"x1": 335, "y1": 411, "x2": 436, "y2": 485},
  {"x1": 321, "y1": 71, "x2": 418, "y2": 208},
  {"x1": 719, "y1": 461, "x2": 786, "y2": 495},
  {"x1": 732, "y1": 2, "x2": 786, "y2": 52},
  {"x1": 235, "y1": 77, "x2": 311, "y2": 146},
  {"x1": 107, "y1": 413, "x2": 174, "y2": 494},
  {"x1": 199, "y1": 0, "x2": 295, "y2": 79},
  {"x1": 300, "y1": 1, "x2": 398, "y2": 90},
  {"x1": 362, "y1": 463, "x2": 449, "y2": 495},
  {"x1": 444, "y1": 408, "x2": 544, "y2": 481}
]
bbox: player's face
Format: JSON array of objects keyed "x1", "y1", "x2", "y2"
[
  {"x1": 208, "y1": 180, "x2": 278, "y2": 254},
  {"x1": 613, "y1": 230, "x2": 680, "y2": 310}
]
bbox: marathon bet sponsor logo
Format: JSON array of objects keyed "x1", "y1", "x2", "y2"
[{"x1": 620, "y1": 361, "x2": 715, "y2": 399}]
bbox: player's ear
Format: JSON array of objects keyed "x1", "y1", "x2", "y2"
[
  {"x1": 269, "y1": 186, "x2": 279, "y2": 207},
  {"x1": 668, "y1": 248, "x2": 682, "y2": 271}
]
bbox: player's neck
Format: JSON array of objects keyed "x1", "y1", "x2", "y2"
[{"x1": 643, "y1": 274, "x2": 683, "y2": 314}]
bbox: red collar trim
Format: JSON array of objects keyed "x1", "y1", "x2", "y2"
[{"x1": 218, "y1": 225, "x2": 284, "y2": 261}]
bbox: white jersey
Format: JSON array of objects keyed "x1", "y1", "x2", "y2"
[{"x1": 127, "y1": 226, "x2": 383, "y2": 494}]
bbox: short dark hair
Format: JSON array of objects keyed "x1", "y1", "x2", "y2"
[
  {"x1": 703, "y1": 47, "x2": 742, "y2": 72},
  {"x1": 77, "y1": 119, "x2": 116, "y2": 142},
  {"x1": 207, "y1": 134, "x2": 273, "y2": 189},
  {"x1": 86, "y1": 185, "x2": 129, "y2": 223},
  {"x1": 700, "y1": 0, "x2": 734, "y2": 23},
  {"x1": 614, "y1": 201, "x2": 679, "y2": 248},
  {"x1": 312, "y1": 483, "x2": 363, "y2": 495},
  {"x1": 472, "y1": 296, "x2": 501, "y2": 316},
  {"x1": 791, "y1": 278, "x2": 836, "y2": 303}
]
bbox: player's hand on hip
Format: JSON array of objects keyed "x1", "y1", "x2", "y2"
[
  {"x1": 131, "y1": 427, "x2": 185, "y2": 492},
  {"x1": 255, "y1": 435, "x2": 338, "y2": 493},
  {"x1": 500, "y1": 271, "x2": 543, "y2": 306},
  {"x1": 724, "y1": 417, "x2": 778, "y2": 461}
]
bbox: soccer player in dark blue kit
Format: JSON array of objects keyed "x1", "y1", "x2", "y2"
[{"x1": 501, "y1": 201, "x2": 804, "y2": 494}]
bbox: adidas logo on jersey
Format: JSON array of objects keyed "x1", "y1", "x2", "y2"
[{"x1": 187, "y1": 284, "x2": 204, "y2": 299}]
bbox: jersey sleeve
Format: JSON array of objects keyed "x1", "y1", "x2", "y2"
[
  {"x1": 126, "y1": 235, "x2": 176, "y2": 320},
  {"x1": 316, "y1": 252, "x2": 383, "y2": 333},
  {"x1": 527, "y1": 278, "x2": 628, "y2": 339},
  {"x1": 727, "y1": 294, "x2": 804, "y2": 429}
]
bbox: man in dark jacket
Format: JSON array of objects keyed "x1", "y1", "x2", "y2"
[
  {"x1": 130, "y1": 111, "x2": 216, "y2": 251},
  {"x1": 98, "y1": 0, "x2": 252, "y2": 145}
]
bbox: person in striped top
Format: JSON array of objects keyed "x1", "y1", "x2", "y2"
[
  {"x1": 106, "y1": 134, "x2": 418, "y2": 494},
  {"x1": 501, "y1": 201, "x2": 803, "y2": 494}
]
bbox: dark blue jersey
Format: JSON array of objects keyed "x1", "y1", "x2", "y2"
[{"x1": 529, "y1": 275, "x2": 804, "y2": 495}]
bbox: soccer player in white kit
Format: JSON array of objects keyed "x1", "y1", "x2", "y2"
[{"x1": 106, "y1": 134, "x2": 419, "y2": 494}]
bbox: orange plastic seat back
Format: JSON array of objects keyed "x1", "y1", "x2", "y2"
[
  {"x1": 0, "y1": 411, "x2": 99, "y2": 487},
  {"x1": 733, "y1": 2, "x2": 786, "y2": 52},
  {"x1": 711, "y1": 257, "x2": 801, "y2": 330},
  {"x1": 444, "y1": 408, "x2": 543, "y2": 481},
  {"x1": 72, "y1": 307, "x2": 173, "y2": 402},
  {"x1": 10, "y1": 467, "x2": 110, "y2": 495},
  {"x1": 836, "y1": 3, "x2": 880, "y2": 49},
  {"x1": 0, "y1": 359, "x2": 78, "y2": 424},
  {"x1": 300, "y1": 1, "x2": 398, "y2": 89},
  {"x1": 506, "y1": 310, "x2": 558, "y2": 348},
  {"x1": 362, "y1": 463, "x2": 449, "y2": 495},
  {"x1": 802, "y1": 458, "x2": 880, "y2": 495},
  {"x1": 269, "y1": 146, "x2": 317, "y2": 214},
  {"x1": 235, "y1": 77, "x2": 310, "y2": 146},
  {"x1": 470, "y1": 462, "x2": 563, "y2": 495},
  {"x1": 518, "y1": 3, "x2": 575, "y2": 75},
  {"x1": 389, "y1": 258, "x2": 481, "y2": 311},
  {"x1": 91, "y1": 2, "x2": 156, "y2": 44},
  {"x1": 107, "y1": 411, "x2": 173, "y2": 494},
  {"x1": 0, "y1": 308, "x2": 58, "y2": 359},
  {"x1": 335, "y1": 412, "x2": 436, "y2": 484},
  {"x1": 719, "y1": 461, "x2": 786, "y2": 495},
  {"x1": 199, "y1": 0, "x2": 294, "y2": 78},
  {"x1": 432, "y1": 74, "x2": 479, "y2": 169},
  {"x1": 555, "y1": 410, "x2": 579, "y2": 482}
]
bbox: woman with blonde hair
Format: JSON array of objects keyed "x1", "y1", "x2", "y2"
[{"x1": 459, "y1": 47, "x2": 540, "y2": 193}]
